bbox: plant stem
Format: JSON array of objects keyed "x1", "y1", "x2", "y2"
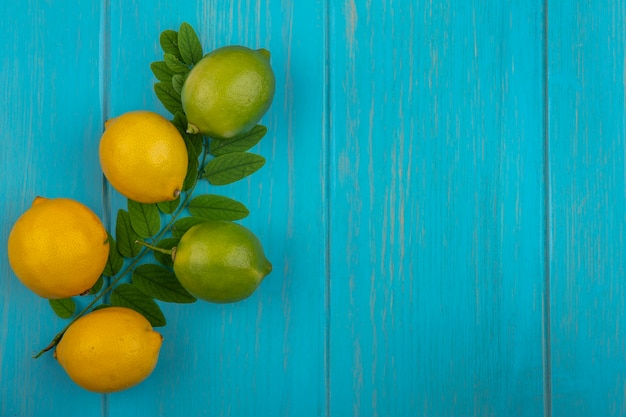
[
  {"x1": 135, "y1": 240, "x2": 173, "y2": 255},
  {"x1": 34, "y1": 136, "x2": 210, "y2": 358},
  {"x1": 33, "y1": 250, "x2": 147, "y2": 358}
]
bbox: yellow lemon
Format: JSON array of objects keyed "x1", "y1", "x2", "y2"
[
  {"x1": 172, "y1": 221, "x2": 272, "y2": 303},
  {"x1": 181, "y1": 46, "x2": 275, "y2": 139},
  {"x1": 54, "y1": 307, "x2": 163, "y2": 393},
  {"x1": 99, "y1": 110, "x2": 188, "y2": 204},
  {"x1": 7, "y1": 197, "x2": 109, "y2": 299}
]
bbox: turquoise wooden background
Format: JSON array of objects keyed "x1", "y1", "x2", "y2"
[{"x1": 1, "y1": 0, "x2": 624, "y2": 416}]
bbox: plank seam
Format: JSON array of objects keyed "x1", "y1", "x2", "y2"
[
  {"x1": 542, "y1": 0, "x2": 553, "y2": 415},
  {"x1": 323, "y1": 0, "x2": 332, "y2": 416},
  {"x1": 99, "y1": 0, "x2": 112, "y2": 413},
  {"x1": 99, "y1": 0, "x2": 112, "y2": 236}
]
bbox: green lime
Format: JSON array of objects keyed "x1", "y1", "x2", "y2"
[
  {"x1": 181, "y1": 45, "x2": 276, "y2": 139},
  {"x1": 172, "y1": 220, "x2": 272, "y2": 303}
]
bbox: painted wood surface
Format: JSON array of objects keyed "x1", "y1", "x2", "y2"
[
  {"x1": 548, "y1": 1, "x2": 626, "y2": 416},
  {"x1": 0, "y1": 1, "x2": 106, "y2": 416},
  {"x1": 0, "y1": 1, "x2": 623, "y2": 416},
  {"x1": 328, "y1": 1, "x2": 547, "y2": 416}
]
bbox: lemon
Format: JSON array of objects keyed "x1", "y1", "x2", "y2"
[
  {"x1": 172, "y1": 221, "x2": 272, "y2": 303},
  {"x1": 99, "y1": 110, "x2": 188, "y2": 204},
  {"x1": 181, "y1": 45, "x2": 275, "y2": 139},
  {"x1": 54, "y1": 307, "x2": 163, "y2": 393},
  {"x1": 7, "y1": 197, "x2": 109, "y2": 299}
]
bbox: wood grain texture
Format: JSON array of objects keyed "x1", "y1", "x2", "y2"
[
  {"x1": 0, "y1": 1, "x2": 106, "y2": 415},
  {"x1": 548, "y1": 1, "x2": 626, "y2": 416},
  {"x1": 328, "y1": 1, "x2": 546, "y2": 415},
  {"x1": 1, "y1": 0, "x2": 625, "y2": 415}
]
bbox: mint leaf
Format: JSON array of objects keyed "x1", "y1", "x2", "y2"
[
  {"x1": 164, "y1": 53, "x2": 190, "y2": 74},
  {"x1": 183, "y1": 130, "x2": 199, "y2": 160},
  {"x1": 111, "y1": 283, "x2": 166, "y2": 327},
  {"x1": 128, "y1": 200, "x2": 161, "y2": 238},
  {"x1": 160, "y1": 30, "x2": 181, "y2": 59},
  {"x1": 172, "y1": 216, "x2": 210, "y2": 238},
  {"x1": 173, "y1": 113, "x2": 203, "y2": 155},
  {"x1": 209, "y1": 125, "x2": 267, "y2": 156},
  {"x1": 171, "y1": 73, "x2": 185, "y2": 95},
  {"x1": 178, "y1": 22, "x2": 203, "y2": 65},
  {"x1": 104, "y1": 232, "x2": 124, "y2": 276},
  {"x1": 202, "y1": 152, "x2": 266, "y2": 185},
  {"x1": 115, "y1": 210, "x2": 141, "y2": 258},
  {"x1": 182, "y1": 134, "x2": 200, "y2": 191},
  {"x1": 171, "y1": 111, "x2": 188, "y2": 133},
  {"x1": 183, "y1": 154, "x2": 199, "y2": 191},
  {"x1": 188, "y1": 132, "x2": 203, "y2": 156},
  {"x1": 89, "y1": 276, "x2": 104, "y2": 295},
  {"x1": 49, "y1": 298, "x2": 76, "y2": 319},
  {"x1": 157, "y1": 197, "x2": 180, "y2": 215},
  {"x1": 132, "y1": 264, "x2": 196, "y2": 303},
  {"x1": 154, "y1": 82, "x2": 183, "y2": 114},
  {"x1": 150, "y1": 61, "x2": 175, "y2": 82},
  {"x1": 154, "y1": 238, "x2": 179, "y2": 268},
  {"x1": 188, "y1": 194, "x2": 249, "y2": 221}
]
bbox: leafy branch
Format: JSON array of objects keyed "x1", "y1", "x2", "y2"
[{"x1": 36, "y1": 22, "x2": 269, "y2": 357}]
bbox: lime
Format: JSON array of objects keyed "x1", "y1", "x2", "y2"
[
  {"x1": 181, "y1": 45, "x2": 275, "y2": 139},
  {"x1": 172, "y1": 221, "x2": 272, "y2": 303}
]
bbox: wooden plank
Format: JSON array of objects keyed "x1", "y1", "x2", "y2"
[
  {"x1": 548, "y1": 1, "x2": 626, "y2": 415},
  {"x1": 328, "y1": 1, "x2": 547, "y2": 415},
  {"x1": 0, "y1": 1, "x2": 106, "y2": 415},
  {"x1": 104, "y1": 1, "x2": 327, "y2": 415}
]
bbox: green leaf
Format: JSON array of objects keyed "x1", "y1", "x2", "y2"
[
  {"x1": 209, "y1": 125, "x2": 267, "y2": 156},
  {"x1": 154, "y1": 238, "x2": 179, "y2": 268},
  {"x1": 128, "y1": 200, "x2": 161, "y2": 238},
  {"x1": 154, "y1": 82, "x2": 183, "y2": 114},
  {"x1": 150, "y1": 61, "x2": 175, "y2": 82},
  {"x1": 182, "y1": 134, "x2": 200, "y2": 192},
  {"x1": 89, "y1": 276, "x2": 104, "y2": 294},
  {"x1": 103, "y1": 232, "x2": 124, "y2": 276},
  {"x1": 164, "y1": 53, "x2": 190, "y2": 74},
  {"x1": 172, "y1": 216, "x2": 210, "y2": 238},
  {"x1": 171, "y1": 73, "x2": 185, "y2": 95},
  {"x1": 183, "y1": 154, "x2": 199, "y2": 191},
  {"x1": 157, "y1": 197, "x2": 180, "y2": 215},
  {"x1": 92, "y1": 303, "x2": 111, "y2": 311},
  {"x1": 115, "y1": 210, "x2": 142, "y2": 258},
  {"x1": 132, "y1": 264, "x2": 196, "y2": 303},
  {"x1": 188, "y1": 194, "x2": 249, "y2": 221},
  {"x1": 173, "y1": 113, "x2": 203, "y2": 155},
  {"x1": 160, "y1": 29, "x2": 181, "y2": 58},
  {"x1": 110, "y1": 283, "x2": 166, "y2": 327},
  {"x1": 171, "y1": 111, "x2": 188, "y2": 133},
  {"x1": 183, "y1": 129, "x2": 199, "y2": 160},
  {"x1": 178, "y1": 22, "x2": 203, "y2": 65},
  {"x1": 202, "y1": 152, "x2": 266, "y2": 185},
  {"x1": 49, "y1": 298, "x2": 76, "y2": 319},
  {"x1": 188, "y1": 132, "x2": 203, "y2": 156}
]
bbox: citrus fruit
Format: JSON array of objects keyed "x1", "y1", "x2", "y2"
[
  {"x1": 99, "y1": 110, "x2": 188, "y2": 204},
  {"x1": 7, "y1": 197, "x2": 109, "y2": 299},
  {"x1": 172, "y1": 220, "x2": 272, "y2": 303},
  {"x1": 54, "y1": 307, "x2": 163, "y2": 393},
  {"x1": 181, "y1": 45, "x2": 275, "y2": 139}
]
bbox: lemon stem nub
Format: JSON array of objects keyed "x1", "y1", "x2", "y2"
[{"x1": 135, "y1": 240, "x2": 174, "y2": 257}]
